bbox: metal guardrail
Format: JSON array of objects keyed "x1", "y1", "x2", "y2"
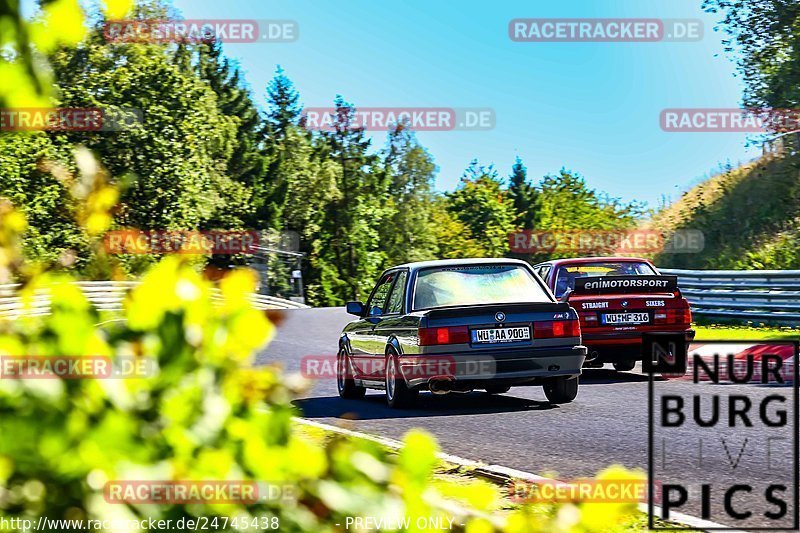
[
  {"x1": 660, "y1": 268, "x2": 800, "y2": 323},
  {"x1": 0, "y1": 280, "x2": 308, "y2": 319}
]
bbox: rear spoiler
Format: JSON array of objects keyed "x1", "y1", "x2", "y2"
[
  {"x1": 571, "y1": 275, "x2": 680, "y2": 296},
  {"x1": 422, "y1": 302, "x2": 572, "y2": 321}
]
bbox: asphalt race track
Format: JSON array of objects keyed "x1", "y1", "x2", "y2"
[{"x1": 257, "y1": 307, "x2": 798, "y2": 529}]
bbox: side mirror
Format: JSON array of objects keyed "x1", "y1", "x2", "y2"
[{"x1": 346, "y1": 301, "x2": 365, "y2": 316}]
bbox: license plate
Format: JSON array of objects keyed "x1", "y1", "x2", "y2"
[
  {"x1": 602, "y1": 312, "x2": 649, "y2": 325},
  {"x1": 471, "y1": 326, "x2": 530, "y2": 344}
]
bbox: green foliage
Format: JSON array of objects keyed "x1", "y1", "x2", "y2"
[
  {"x1": 0, "y1": 133, "x2": 85, "y2": 267},
  {"x1": 50, "y1": 29, "x2": 248, "y2": 232},
  {"x1": 194, "y1": 40, "x2": 266, "y2": 228},
  {"x1": 0, "y1": 7, "x2": 646, "y2": 528},
  {"x1": 258, "y1": 66, "x2": 304, "y2": 229},
  {"x1": 379, "y1": 125, "x2": 440, "y2": 264},
  {"x1": 430, "y1": 198, "x2": 486, "y2": 259},
  {"x1": 675, "y1": 1, "x2": 800, "y2": 271},
  {"x1": 507, "y1": 157, "x2": 538, "y2": 230},
  {"x1": 309, "y1": 97, "x2": 390, "y2": 304},
  {"x1": 537, "y1": 170, "x2": 642, "y2": 232},
  {"x1": 265, "y1": 66, "x2": 303, "y2": 139},
  {"x1": 703, "y1": 0, "x2": 800, "y2": 112},
  {"x1": 527, "y1": 170, "x2": 644, "y2": 261},
  {"x1": 446, "y1": 161, "x2": 517, "y2": 257},
  {"x1": 653, "y1": 152, "x2": 800, "y2": 269}
]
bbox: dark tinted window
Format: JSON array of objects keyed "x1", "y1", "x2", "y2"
[
  {"x1": 367, "y1": 272, "x2": 396, "y2": 315},
  {"x1": 385, "y1": 271, "x2": 407, "y2": 314}
]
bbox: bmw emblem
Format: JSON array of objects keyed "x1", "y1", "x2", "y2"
[
  {"x1": 495, "y1": 311, "x2": 506, "y2": 322},
  {"x1": 621, "y1": 301, "x2": 628, "y2": 308}
]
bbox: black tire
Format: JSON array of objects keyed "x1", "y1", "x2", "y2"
[
  {"x1": 385, "y1": 351, "x2": 418, "y2": 409},
  {"x1": 485, "y1": 385, "x2": 511, "y2": 394},
  {"x1": 337, "y1": 349, "x2": 366, "y2": 399},
  {"x1": 543, "y1": 376, "x2": 579, "y2": 404},
  {"x1": 613, "y1": 360, "x2": 636, "y2": 372}
]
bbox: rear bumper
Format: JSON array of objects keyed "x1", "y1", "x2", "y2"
[
  {"x1": 583, "y1": 329, "x2": 695, "y2": 362},
  {"x1": 400, "y1": 345, "x2": 587, "y2": 389}
]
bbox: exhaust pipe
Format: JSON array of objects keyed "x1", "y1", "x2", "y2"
[
  {"x1": 428, "y1": 376, "x2": 454, "y2": 395},
  {"x1": 582, "y1": 351, "x2": 604, "y2": 368}
]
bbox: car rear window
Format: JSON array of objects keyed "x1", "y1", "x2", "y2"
[
  {"x1": 554, "y1": 261, "x2": 657, "y2": 297},
  {"x1": 412, "y1": 264, "x2": 551, "y2": 311}
]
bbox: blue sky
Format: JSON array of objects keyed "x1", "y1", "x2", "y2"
[{"x1": 109, "y1": 0, "x2": 762, "y2": 208}]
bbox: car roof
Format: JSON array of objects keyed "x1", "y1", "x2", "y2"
[
  {"x1": 536, "y1": 256, "x2": 652, "y2": 268},
  {"x1": 390, "y1": 257, "x2": 532, "y2": 273}
]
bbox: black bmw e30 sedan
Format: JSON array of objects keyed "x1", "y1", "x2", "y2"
[{"x1": 337, "y1": 258, "x2": 588, "y2": 408}]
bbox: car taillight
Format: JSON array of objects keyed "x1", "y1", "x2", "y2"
[
  {"x1": 653, "y1": 307, "x2": 692, "y2": 325},
  {"x1": 578, "y1": 312, "x2": 598, "y2": 325},
  {"x1": 418, "y1": 326, "x2": 470, "y2": 346},
  {"x1": 534, "y1": 320, "x2": 581, "y2": 338}
]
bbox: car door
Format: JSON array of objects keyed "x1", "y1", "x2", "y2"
[
  {"x1": 349, "y1": 272, "x2": 396, "y2": 377},
  {"x1": 370, "y1": 270, "x2": 409, "y2": 363}
]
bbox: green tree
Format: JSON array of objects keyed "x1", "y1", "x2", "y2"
[
  {"x1": 315, "y1": 96, "x2": 389, "y2": 303},
  {"x1": 704, "y1": 0, "x2": 800, "y2": 113},
  {"x1": 537, "y1": 169, "x2": 643, "y2": 231},
  {"x1": 195, "y1": 39, "x2": 266, "y2": 228},
  {"x1": 379, "y1": 124, "x2": 439, "y2": 264},
  {"x1": 265, "y1": 65, "x2": 302, "y2": 138},
  {"x1": 430, "y1": 196, "x2": 485, "y2": 258},
  {"x1": 50, "y1": 26, "x2": 248, "y2": 233},
  {"x1": 507, "y1": 156, "x2": 538, "y2": 229},
  {"x1": 0, "y1": 133, "x2": 84, "y2": 267},
  {"x1": 446, "y1": 160, "x2": 517, "y2": 257},
  {"x1": 258, "y1": 66, "x2": 305, "y2": 229}
]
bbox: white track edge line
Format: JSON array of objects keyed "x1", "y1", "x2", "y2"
[{"x1": 294, "y1": 417, "x2": 744, "y2": 532}]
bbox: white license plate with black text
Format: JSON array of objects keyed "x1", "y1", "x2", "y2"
[
  {"x1": 471, "y1": 326, "x2": 530, "y2": 344},
  {"x1": 602, "y1": 312, "x2": 649, "y2": 325}
]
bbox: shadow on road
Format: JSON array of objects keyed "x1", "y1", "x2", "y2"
[
  {"x1": 579, "y1": 368, "x2": 668, "y2": 385},
  {"x1": 294, "y1": 391, "x2": 556, "y2": 420}
]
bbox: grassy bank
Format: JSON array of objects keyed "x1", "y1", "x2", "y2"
[{"x1": 293, "y1": 421, "x2": 675, "y2": 532}]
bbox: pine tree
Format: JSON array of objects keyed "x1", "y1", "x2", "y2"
[
  {"x1": 195, "y1": 39, "x2": 267, "y2": 226},
  {"x1": 259, "y1": 66, "x2": 305, "y2": 229},
  {"x1": 319, "y1": 96, "x2": 385, "y2": 301},
  {"x1": 507, "y1": 156, "x2": 538, "y2": 229},
  {"x1": 265, "y1": 66, "x2": 302, "y2": 140}
]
